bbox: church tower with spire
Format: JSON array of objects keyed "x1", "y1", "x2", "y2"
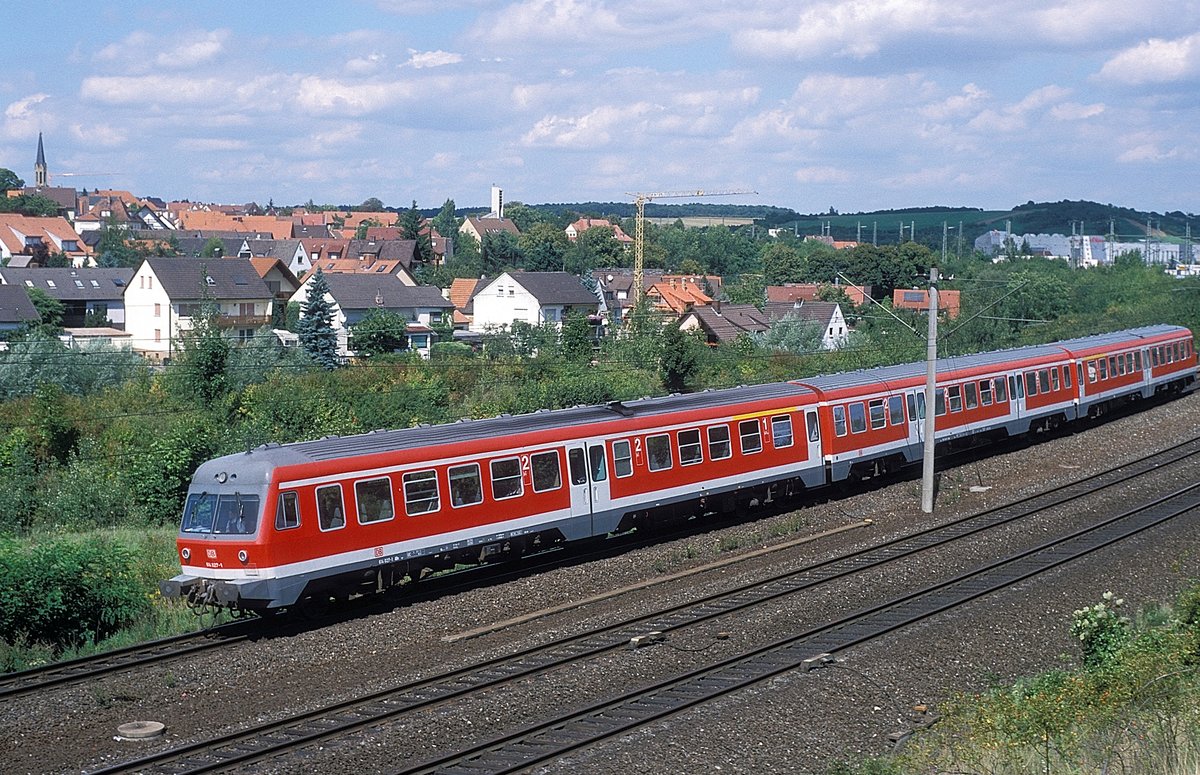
[{"x1": 34, "y1": 132, "x2": 47, "y2": 187}]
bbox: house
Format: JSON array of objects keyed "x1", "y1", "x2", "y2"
[
  {"x1": 289, "y1": 272, "x2": 454, "y2": 358},
  {"x1": 177, "y1": 210, "x2": 294, "y2": 239},
  {"x1": 12, "y1": 187, "x2": 78, "y2": 220},
  {"x1": 893, "y1": 288, "x2": 962, "y2": 318},
  {"x1": 446, "y1": 277, "x2": 485, "y2": 328},
  {"x1": 646, "y1": 279, "x2": 711, "y2": 315},
  {"x1": 124, "y1": 258, "x2": 274, "y2": 360},
  {"x1": 0, "y1": 267, "x2": 134, "y2": 328},
  {"x1": 460, "y1": 216, "x2": 520, "y2": 245},
  {"x1": 763, "y1": 300, "x2": 850, "y2": 349},
  {"x1": 766, "y1": 282, "x2": 871, "y2": 307},
  {"x1": 469, "y1": 271, "x2": 601, "y2": 333},
  {"x1": 0, "y1": 214, "x2": 92, "y2": 266},
  {"x1": 249, "y1": 258, "x2": 301, "y2": 317},
  {"x1": 679, "y1": 303, "x2": 771, "y2": 345},
  {"x1": 565, "y1": 218, "x2": 633, "y2": 246},
  {"x1": 0, "y1": 284, "x2": 39, "y2": 332},
  {"x1": 301, "y1": 238, "x2": 419, "y2": 286},
  {"x1": 595, "y1": 269, "x2": 722, "y2": 321},
  {"x1": 59, "y1": 326, "x2": 134, "y2": 349}
]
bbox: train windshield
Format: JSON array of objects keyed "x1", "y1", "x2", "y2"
[{"x1": 181, "y1": 493, "x2": 260, "y2": 535}]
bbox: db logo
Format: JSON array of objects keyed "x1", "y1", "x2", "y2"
[{"x1": 207, "y1": 549, "x2": 218, "y2": 559}]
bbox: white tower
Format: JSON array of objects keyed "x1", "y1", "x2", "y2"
[{"x1": 490, "y1": 185, "x2": 503, "y2": 219}]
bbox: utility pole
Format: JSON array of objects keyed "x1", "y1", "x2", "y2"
[{"x1": 921, "y1": 267, "x2": 939, "y2": 514}]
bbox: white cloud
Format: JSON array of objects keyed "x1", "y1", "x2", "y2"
[
  {"x1": 156, "y1": 30, "x2": 229, "y2": 69},
  {"x1": 522, "y1": 103, "x2": 654, "y2": 148},
  {"x1": 178, "y1": 138, "x2": 249, "y2": 152},
  {"x1": 794, "y1": 165, "x2": 851, "y2": 184},
  {"x1": 2, "y1": 94, "x2": 50, "y2": 139},
  {"x1": 474, "y1": 0, "x2": 627, "y2": 45},
  {"x1": 95, "y1": 29, "x2": 229, "y2": 71},
  {"x1": 733, "y1": 0, "x2": 947, "y2": 60},
  {"x1": 293, "y1": 76, "x2": 415, "y2": 116},
  {"x1": 346, "y1": 53, "x2": 387, "y2": 75},
  {"x1": 1050, "y1": 102, "x2": 1105, "y2": 121},
  {"x1": 405, "y1": 50, "x2": 463, "y2": 69},
  {"x1": 70, "y1": 122, "x2": 125, "y2": 147},
  {"x1": 81, "y1": 75, "x2": 229, "y2": 105},
  {"x1": 1098, "y1": 34, "x2": 1200, "y2": 85},
  {"x1": 1117, "y1": 143, "x2": 1180, "y2": 163},
  {"x1": 966, "y1": 85, "x2": 1071, "y2": 133},
  {"x1": 920, "y1": 83, "x2": 988, "y2": 121}
]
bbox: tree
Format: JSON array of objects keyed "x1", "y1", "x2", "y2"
[
  {"x1": 558, "y1": 313, "x2": 594, "y2": 362},
  {"x1": 762, "y1": 242, "x2": 806, "y2": 285},
  {"x1": 563, "y1": 226, "x2": 623, "y2": 275},
  {"x1": 358, "y1": 197, "x2": 385, "y2": 212},
  {"x1": 431, "y1": 198, "x2": 459, "y2": 241},
  {"x1": 351, "y1": 309, "x2": 409, "y2": 357},
  {"x1": 399, "y1": 200, "x2": 432, "y2": 263},
  {"x1": 297, "y1": 269, "x2": 340, "y2": 369},
  {"x1": 23, "y1": 288, "x2": 65, "y2": 338},
  {"x1": 0, "y1": 168, "x2": 24, "y2": 191},
  {"x1": 168, "y1": 300, "x2": 230, "y2": 403},
  {"x1": 519, "y1": 222, "x2": 569, "y2": 272},
  {"x1": 201, "y1": 237, "x2": 226, "y2": 258},
  {"x1": 482, "y1": 231, "x2": 523, "y2": 275},
  {"x1": 659, "y1": 324, "x2": 704, "y2": 393},
  {"x1": 0, "y1": 194, "x2": 59, "y2": 217}
]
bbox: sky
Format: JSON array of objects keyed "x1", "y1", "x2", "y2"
[{"x1": 1, "y1": 0, "x2": 1198, "y2": 216}]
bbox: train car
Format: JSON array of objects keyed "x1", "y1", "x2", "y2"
[{"x1": 161, "y1": 325, "x2": 1196, "y2": 613}]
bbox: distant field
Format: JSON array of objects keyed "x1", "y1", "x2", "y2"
[{"x1": 645, "y1": 216, "x2": 757, "y2": 227}]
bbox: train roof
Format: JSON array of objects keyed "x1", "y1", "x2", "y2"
[{"x1": 263, "y1": 380, "x2": 816, "y2": 463}]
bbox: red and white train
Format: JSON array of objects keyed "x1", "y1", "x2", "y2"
[{"x1": 161, "y1": 325, "x2": 1196, "y2": 612}]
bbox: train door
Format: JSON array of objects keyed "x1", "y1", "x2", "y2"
[
  {"x1": 804, "y1": 409, "x2": 821, "y2": 462},
  {"x1": 566, "y1": 442, "x2": 612, "y2": 533},
  {"x1": 1008, "y1": 372, "x2": 1025, "y2": 420},
  {"x1": 906, "y1": 391, "x2": 926, "y2": 444}
]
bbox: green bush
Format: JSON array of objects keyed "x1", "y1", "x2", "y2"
[
  {"x1": 1071, "y1": 591, "x2": 1130, "y2": 668},
  {"x1": 0, "y1": 535, "x2": 150, "y2": 655}
]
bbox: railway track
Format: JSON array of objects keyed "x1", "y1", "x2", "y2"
[{"x1": 89, "y1": 436, "x2": 1200, "y2": 775}]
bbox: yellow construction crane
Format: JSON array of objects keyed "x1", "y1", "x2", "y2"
[{"x1": 626, "y1": 189, "x2": 755, "y2": 304}]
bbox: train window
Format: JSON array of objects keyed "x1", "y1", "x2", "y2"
[
  {"x1": 934, "y1": 389, "x2": 946, "y2": 416},
  {"x1": 947, "y1": 385, "x2": 962, "y2": 413},
  {"x1": 833, "y1": 405, "x2": 848, "y2": 436},
  {"x1": 906, "y1": 393, "x2": 916, "y2": 421},
  {"x1": 849, "y1": 402, "x2": 867, "y2": 433},
  {"x1": 612, "y1": 440, "x2": 634, "y2": 478},
  {"x1": 980, "y1": 380, "x2": 993, "y2": 406},
  {"x1": 568, "y1": 448, "x2": 587, "y2": 484},
  {"x1": 868, "y1": 400, "x2": 886, "y2": 430},
  {"x1": 964, "y1": 383, "x2": 978, "y2": 410},
  {"x1": 1167, "y1": 345, "x2": 1176, "y2": 364},
  {"x1": 355, "y1": 477, "x2": 395, "y2": 523},
  {"x1": 449, "y1": 464, "x2": 484, "y2": 507},
  {"x1": 403, "y1": 471, "x2": 440, "y2": 515},
  {"x1": 807, "y1": 411, "x2": 821, "y2": 441},
  {"x1": 275, "y1": 491, "x2": 300, "y2": 531},
  {"x1": 1098, "y1": 358, "x2": 1108, "y2": 380},
  {"x1": 1025, "y1": 372, "x2": 1038, "y2": 396},
  {"x1": 995, "y1": 377, "x2": 1008, "y2": 402},
  {"x1": 531, "y1": 450, "x2": 562, "y2": 492},
  {"x1": 915, "y1": 392, "x2": 927, "y2": 419},
  {"x1": 1108, "y1": 355, "x2": 1118, "y2": 375},
  {"x1": 679, "y1": 429, "x2": 703, "y2": 465},
  {"x1": 490, "y1": 458, "x2": 523, "y2": 500},
  {"x1": 1088, "y1": 360, "x2": 1098, "y2": 381},
  {"x1": 739, "y1": 420, "x2": 763, "y2": 453},
  {"x1": 1125, "y1": 352, "x2": 1134, "y2": 374},
  {"x1": 888, "y1": 395, "x2": 905, "y2": 425},
  {"x1": 317, "y1": 485, "x2": 345, "y2": 531},
  {"x1": 1152, "y1": 347, "x2": 1160, "y2": 367},
  {"x1": 183, "y1": 493, "x2": 217, "y2": 533},
  {"x1": 647, "y1": 434, "x2": 673, "y2": 471},
  {"x1": 589, "y1": 445, "x2": 607, "y2": 482},
  {"x1": 708, "y1": 425, "x2": 732, "y2": 460},
  {"x1": 1038, "y1": 369, "x2": 1050, "y2": 393},
  {"x1": 1134, "y1": 351, "x2": 1142, "y2": 371},
  {"x1": 772, "y1": 415, "x2": 794, "y2": 448},
  {"x1": 1116, "y1": 355, "x2": 1126, "y2": 376},
  {"x1": 212, "y1": 495, "x2": 259, "y2": 535},
  {"x1": 1050, "y1": 368, "x2": 1060, "y2": 392},
  {"x1": 1063, "y1": 365, "x2": 1073, "y2": 389}
]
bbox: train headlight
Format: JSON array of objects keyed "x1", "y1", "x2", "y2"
[
  {"x1": 238, "y1": 550, "x2": 248, "y2": 564},
  {"x1": 181, "y1": 547, "x2": 191, "y2": 561},
  {"x1": 215, "y1": 471, "x2": 228, "y2": 483}
]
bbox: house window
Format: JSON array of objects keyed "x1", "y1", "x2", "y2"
[
  {"x1": 74, "y1": 279, "x2": 84, "y2": 288},
  {"x1": 154, "y1": 329, "x2": 161, "y2": 343},
  {"x1": 46, "y1": 279, "x2": 56, "y2": 288},
  {"x1": 154, "y1": 303, "x2": 161, "y2": 317}
]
